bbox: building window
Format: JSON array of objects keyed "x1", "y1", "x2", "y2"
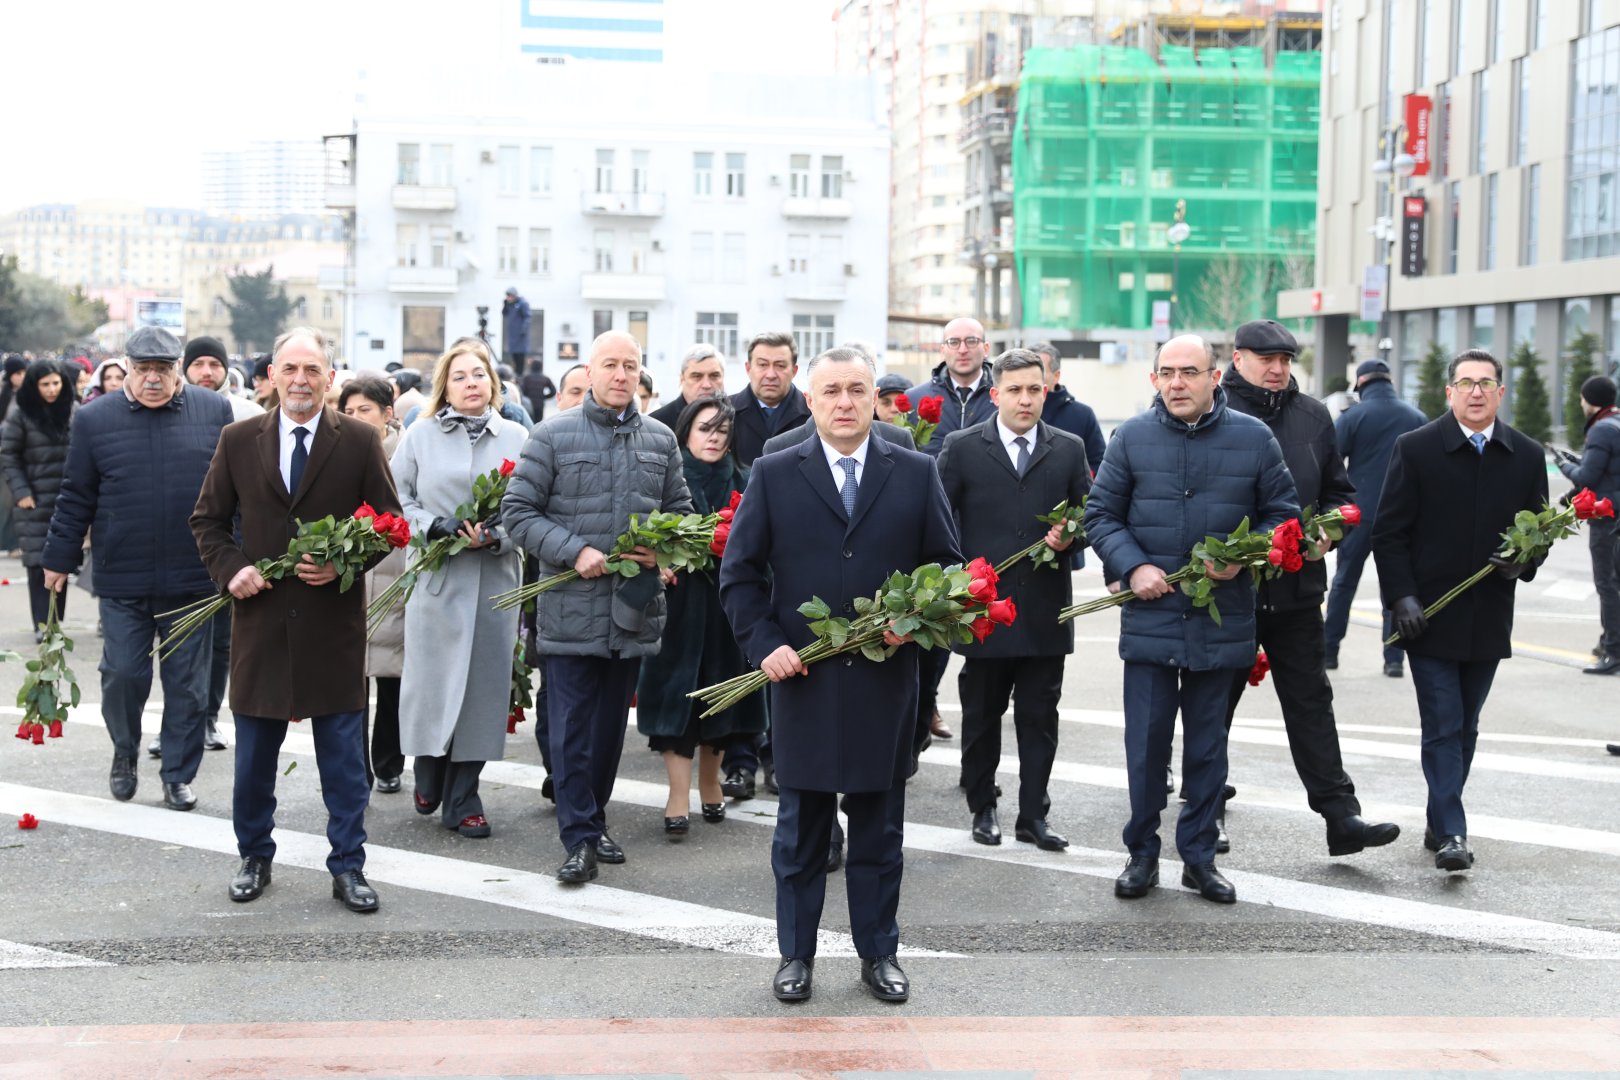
[
  {"x1": 1566, "y1": 26, "x2": 1620, "y2": 258},
  {"x1": 1437, "y1": 307, "x2": 1461, "y2": 352},
  {"x1": 1446, "y1": 180, "x2": 1461, "y2": 273},
  {"x1": 1513, "y1": 300, "x2": 1538, "y2": 351},
  {"x1": 628, "y1": 310, "x2": 649, "y2": 351},
  {"x1": 821, "y1": 155, "x2": 844, "y2": 198},
  {"x1": 1452, "y1": 0, "x2": 1468, "y2": 77},
  {"x1": 1489, "y1": 0, "x2": 1505, "y2": 63},
  {"x1": 593, "y1": 229, "x2": 615, "y2": 273},
  {"x1": 725, "y1": 152, "x2": 746, "y2": 198},
  {"x1": 496, "y1": 146, "x2": 520, "y2": 195},
  {"x1": 293, "y1": 298, "x2": 308, "y2": 319},
  {"x1": 628, "y1": 229, "x2": 651, "y2": 274},
  {"x1": 1512, "y1": 59, "x2": 1529, "y2": 165},
  {"x1": 631, "y1": 149, "x2": 650, "y2": 194},
  {"x1": 429, "y1": 225, "x2": 451, "y2": 268},
  {"x1": 695, "y1": 312, "x2": 739, "y2": 357},
  {"x1": 1473, "y1": 71, "x2": 1488, "y2": 173},
  {"x1": 719, "y1": 232, "x2": 746, "y2": 284},
  {"x1": 428, "y1": 143, "x2": 453, "y2": 186},
  {"x1": 321, "y1": 295, "x2": 334, "y2": 321},
  {"x1": 1524, "y1": 163, "x2": 1541, "y2": 264},
  {"x1": 693, "y1": 152, "x2": 713, "y2": 197},
  {"x1": 211, "y1": 296, "x2": 226, "y2": 318},
  {"x1": 396, "y1": 223, "x2": 419, "y2": 267},
  {"x1": 530, "y1": 146, "x2": 552, "y2": 195},
  {"x1": 595, "y1": 149, "x2": 615, "y2": 194},
  {"x1": 792, "y1": 314, "x2": 836, "y2": 358},
  {"x1": 1419, "y1": 0, "x2": 1436, "y2": 85},
  {"x1": 1472, "y1": 304, "x2": 1496, "y2": 351},
  {"x1": 497, "y1": 227, "x2": 519, "y2": 273},
  {"x1": 1532, "y1": 0, "x2": 1547, "y2": 49},
  {"x1": 1437, "y1": 82, "x2": 1452, "y2": 175},
  {"x1": 790, "y1": 154, "x2": 812, "y2": 198},
  {"x1": 1483, "y1": 173, "x2": 1499, "y2": 269},
  {"x1": 690, "y1": 231, "x2": 715, "y2": 281},
  {"x1": 1587, "y1": 0, "x2": 1602, "y2": 34},
  {"x1": 397, "y1": 143, "x2": 420, "y2": 186},
  {"x1": 593, "y1": 310, "x2": 613, "y2": 339},
  {"x1": 528, "y1": 228, "x2": 550, "y2": 275}
]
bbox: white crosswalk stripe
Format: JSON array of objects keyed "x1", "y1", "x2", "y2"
[{"x1": 0, "y1": 939, "x2": 110, "y2": 970}]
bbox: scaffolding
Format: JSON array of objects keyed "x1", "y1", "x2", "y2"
[{"x1": 1011, "y1": 41, "x2": 1320, "y2": 334}]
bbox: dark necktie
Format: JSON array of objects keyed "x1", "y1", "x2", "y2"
[
  {"x1": 1470, "y1": 432, "x2": 1486, "y2": 456},
  {"x1": 838, "y1": 457, "x2": 858, "y2": 518},
  {"x1": 762, "y1": 404, "x2": 780, "y2": 435},
  {"x1": 290, "y1": 426, "x2": 309, "y2": 495},
  {"x1": 1014, "y1": 435, "x2": 1031, "y2": 477}
]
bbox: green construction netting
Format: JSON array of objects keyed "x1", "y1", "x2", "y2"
[{"x1": 1013, "y1": 44, "x2": 1321, "y2": 332}]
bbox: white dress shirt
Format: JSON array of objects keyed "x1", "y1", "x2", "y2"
[
  {"x1": 996, "y1": 417, "x2": 1037, "y2": 470},
  {"x1": 279, "y1": 407, "x2": 322, "y2": 493},
  {"x1": 1457, "y1": 419, "x2": 1495, "y2": 448},
  {"x1": 821, "y1": 435, "x2": 870, "y2": 491}
]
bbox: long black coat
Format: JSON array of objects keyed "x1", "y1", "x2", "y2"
[
  {"x1": 719, "y1": 433, "x2": 962, "y2": 792},
  {"x1": 1372, "y1": 416, "x2": 1549, "y2": 661},
  {"x1": 937, "y1": 419, "x2": 1091, "y2": 658},
  {"x1": 729, "y1": 385, "x2": 811, "y2": 467},
  {"x1": 0, "y1": 407, "x2": 72, "y2": 568}
]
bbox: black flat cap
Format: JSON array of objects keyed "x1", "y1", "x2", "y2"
[
  {"x1": 1233, "y1": 319, "x2": 1298, "y2": 357},
  {"x1": 1355, "y1": 359, "x2": 1392, "y2": 383},
  {"x1": 876, "y1": 373, "x2": 910, "y2": 395},
  {"x1": 125, "y1": 326, "x2": 183, "y2": 362}
]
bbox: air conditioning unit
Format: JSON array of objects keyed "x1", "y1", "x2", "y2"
[
  {"x1": 455, "y1": 230, "x2": 472, "y2": 242},
  {"x1": 769, "y1": 174, "x2": 781, "y2": 186},
  {"x1": 843, "y1": 263, "x2": 857, "y2": 276},
  {"x1": 651, "y1": 238, "x2": 665, "y2": 252},
  {"x1": 770, "y1": 264, "x2": 783, "y2": 276},
  {"x1": 561, "y1": 323, "x2": 574, "y2": 336},
  {"x1": 844, "y1": 169, "x2": 857, "y2": 181},
  {"x1": 480, "y1": 150, "x2": 495, "y2": 164}
]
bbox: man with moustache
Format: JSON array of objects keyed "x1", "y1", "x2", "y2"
[
  {"x1": 730, "y1": 332, "x2": 810, "y2": 468},
  {"x1": 720, "y1": 346, "x2": 962, "y2": 1004},
  {"x1": 651, "y1": 344, "x2": 728, "y2": 429}
]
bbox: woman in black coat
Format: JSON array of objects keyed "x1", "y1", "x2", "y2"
[
  {"x1": 635, "y1": 396, "x2": 765, "y2": 837},
  {"x1": 0, "y1": 360, "x2": 75, "y2": 636}
]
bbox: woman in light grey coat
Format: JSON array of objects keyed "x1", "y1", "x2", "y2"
[{"x1": 393, "y1": 340, "x2": 528, "y2": 837}]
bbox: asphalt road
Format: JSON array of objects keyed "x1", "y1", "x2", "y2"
[{"x1": 3, "y1": 507, "x2": 1618, "y2": 1033}]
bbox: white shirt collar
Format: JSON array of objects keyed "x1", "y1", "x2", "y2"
[
  {"x1": 280, "y1": 406, "x2": 321, "y2": 440},
  {"x1": 996, "y1": 417, "x2": 1036, "y2": 451},
  {"x1": 1458, "y1": 419, "x2": 1495, "y2": 445},
  {"x1": 821, "y1": 434, "x2": 870, "y2": 473}
]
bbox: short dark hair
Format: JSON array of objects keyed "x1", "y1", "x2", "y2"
[
  {"x1": 560, "y1": 363, "x2": 588, "y2": 386},
  {"x1": 1448, "y1": 348, "x2": 1503, "y2": 382},
  {"x1": 673, "y1": 394, "x2": 735, "y2": 451},
  {"x1": 339, "y1": 373, "x2": 394, "y2": 414},
  {"x1": 991, "y1": 349, "x2": 1046, "y2": 384},
  {"x1": 638, "y1": 370, "x2": 656, "y2": 393},
  {"x1": 745, "y1": 331, "x2": 797, "y2": 366}
]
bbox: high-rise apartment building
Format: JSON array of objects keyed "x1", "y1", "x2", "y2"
[{"x1": 202, "y1": 141, "x2": 328, "y2": 218}]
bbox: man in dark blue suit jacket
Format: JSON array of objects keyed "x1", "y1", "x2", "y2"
[{"x1": 720, "y1": 347, "x2": 962, "y2": 1005}]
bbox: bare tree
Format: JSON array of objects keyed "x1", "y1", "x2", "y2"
[{"x1": 1189, "y1": 253, "x2": 1258, "y2": 335}]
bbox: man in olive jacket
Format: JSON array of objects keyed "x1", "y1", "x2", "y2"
[{"x1": 502, "y1": 331, "x2": 693, "y2": 885}]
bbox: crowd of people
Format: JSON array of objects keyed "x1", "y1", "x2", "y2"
[{"x1": 7, "y1": 302, "x2": 1618, "y2": 1005}]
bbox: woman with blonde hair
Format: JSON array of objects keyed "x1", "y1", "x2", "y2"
[{"x1": 391, "y1": 339, "x2": 528, "y2": 836}]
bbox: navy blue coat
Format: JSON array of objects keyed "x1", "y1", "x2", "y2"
[
  {"x1": 908, "y1": 360, "x2": 997, "y2": 457},
  {"x1": 1040, "y1": 382, "x2": 1107, "y2": 476},
  {"x1": 1560, "y1": 409, "x2": 1620, "y2": 503},
  {"x1": 718, "y1": 432, "x2": 963, "y2": 792},
  {"x1": 1083, "y1": 386, "x2": 1299, "y2": 671},
  {"x1": 42, "y1": 387, "x2": 232, "y2": 598},
  {"x1": 1335, "y1": 379, "x2": 1427, "y2": 521},
  {"x1": 502, "y1": 296, "x2": 531, "y2": 354},
  {"x1": 730, "y1": 385, "x2": 811, "y2": 467}
]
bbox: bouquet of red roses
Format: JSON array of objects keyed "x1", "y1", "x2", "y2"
[
  {"x1": 366, "y1": 458, "x2": 517, "y2": 637},
  {"x1": 688, "y1": 556, "x2": 1016, "y2": 718},
  {"x1": 154, "y1": 504, "x2": 411, "y2": 660},
  {"x1": 891, "y1": 393, "x2": 944, "y2": 448},
  {"x1": 8, "y1": 592, "x2": 79, "y2": 746},
  {"x1": 1267, "y1": 504, "x2": 1361, "y2": 571},
  {"x1": 1385, "y1": 488, "x2": 1615, "y2": 645}
]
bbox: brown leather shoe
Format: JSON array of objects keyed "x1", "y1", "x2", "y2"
[{"x1": 929, "y1": 710, "x2": 953, "y2": 740}]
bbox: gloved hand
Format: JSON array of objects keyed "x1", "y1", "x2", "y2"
[
  {"x1": 427, "y1": 516, "x2": 463, "y2": 541},
  {"x1": 1392, "y1": 596, "x2": 1428, "y2": 641},
  {"x1": 1489, "y1": 553, "x2": 1527, "y2": 579}
]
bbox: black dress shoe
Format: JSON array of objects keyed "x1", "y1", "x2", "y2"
[
  {"x1": 162, "y1": 781, "x2": 197, "y2": 812},
  {"x1": 541, "y1": 774, "x2": 555, "y2": 803},
  {"x1": 1608, "y1": 744, "x2": 1620, "y2": 756},
  {"x1": 773, "y1": 957, "x2": 813, "y2": 1002},
  {"x1": 332, "y1": 869, "x2": 379, "y2": 912},
  {"x1": 971, "y1": 806, "x2": 1001, "y2": 846},
  {"x1": 1435, "y1": 835, "x2": 1474, "y2": 872},
  {"x1": 1423, "y1": 826, "x2": 1442, "y2": 852},
  {"x1": 1383, "y1": 661, "x2": 1405, "y2": 678},
  {"x1": 826, "y1": 842, "x2": 843, "y2": 873},
  {"x1": 721, "y1": 769, "x2": 755, "y2": 800},
  {"x1": 557, "y1": 844, "x2": 598, "y2": 883},
  {"x1": 146, "y1": 736, "x2": 161, "y2": 759},
  {"x1": 763, "y1": 766, "x2": 779, "y2": 795},
  {"x1": 109, "y1": 755, "x2": 137, "y2": 801},
  {"x1": 374, "y1": 775, "x2": 402, "y2": 794},
  {"x1": 1324, "y1": 653, "x2": 1338, "y2": 670},
  {"x1": 860, "y1": 955, "x2": 909, "y2": 1002},
  {"x1": 1214, "y1": 812, "x2": 1230, "y2": 854},
  {"x1": 1114, "y1": 855, "x2": 1159, "y2": 898},
  {"x1": 203, "y1": 718, "x2": 227, "y2": 751},
  {"x1": 593, "y1": 831, "x2": 626, "y2": 864},
  {"x1": 229, "y1": 856, "x2": 272, "y2": 902},
  {"x1": 1325, "y1": 814, "x2": 1401, "y2": 856},
  {"x1": 1584, "y1": 655, "x2": 1620, "y2": 675},
  {"x1": 1014, "y1": 817, "x2": 1069, "y2": 851},
  {"x1": 701, "y1": 802, "x2": 726, "y2": 823},
  {"x1": 664, "y1": 815, "x2": 689, "y2": 837},
  {"x1": 1181, "y1": 861, "x2": 1237, "y2": 903}
]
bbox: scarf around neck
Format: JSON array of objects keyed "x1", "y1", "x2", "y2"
[{"x1": 437, "y1": 405, "x2": 493, "y2": 442}]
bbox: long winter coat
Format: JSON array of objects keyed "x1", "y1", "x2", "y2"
[
  {"x1": 1083, "y1": 386, "x2": 1299, "y2": 672},
  {"x1": 729, "y1": 385, "x2": 811, "y2": 467},
  {"x1": 392, "y1": 412, "x2": 527, "y2": 761},
  {"x1": 364, "y1": 424, "x2": 406, "y2": 679},
  {"x1": 1335, "y1": 378, "x2": 1428, "y2": 537},
  {"x1": 907, "y1": 360, "x2": 998, "y2": 458},
  {"x1": 0, "y1": 406, "x2": 73, "y2": 568}
]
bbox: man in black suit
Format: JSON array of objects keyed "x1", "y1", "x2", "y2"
[
  {"x1": 730, "y1": 332, "x2": 810, "y2": 468},
  {"x1": 649, "y1": 343, "x2": 727, "y2": 430},
  {"x1": 720, "y1": 346, "x2": 962, "y2": 1005},
  {"x1": 1373, "y1": 348, "x2": 1548, "y2": 873},
  {"x1": 937, "y1": 350, "x2": 1091, "y2": 850}
]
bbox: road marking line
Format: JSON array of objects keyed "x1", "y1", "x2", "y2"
[
  {"x1": 0, "y1": 938, "x2": 110, "y2": 970},
  {"x1": 0, "y1": 783, "x2": 958, "y2": 961}
]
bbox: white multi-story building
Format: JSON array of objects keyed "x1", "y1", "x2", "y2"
[
  {"x1": 330, "y1": 65, "x2": 890, "y2": 391},
  {"x1": 202, "y1": 141, "x2": 327, "y2": 219}
]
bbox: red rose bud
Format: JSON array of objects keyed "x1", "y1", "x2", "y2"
[
  {"x1": 966, "y1": 576, "x2": 997, "y2": 602},
  {"x1": 728, "y1": 491, "x2": 743, "y2": 511},
  {"x1": 17, "y1": 813, "x2": 38, "y2": 830},
  {"x1": 30, "y1": 723, "x2": 44, "y2": 745},
  {"x1": 0, "y1": 579, "x2": 9, "y2": 585},
  {"x1": 986, "y1": 597, "x2": 1017, "y2": 626},
  {"x1": 47, "y1": 720, "x2": 62, "y2": 739},
  {"x1": 918, "y1": 396, "x2": 944, "y2": 424},
  {"x1": 709, "y1": 523, "x2": 732, "y2": 557},
  {"x1": 894, "y1": 393, "x2": 913, "y2": 414},
  {"x1": 15, "y1": 720, "x2": 29, "y2": 740},
  {"x1": 1247, "y1": 650, "x2": 1270, "y2": 687},
  {"x1": 966, "y1": 556, "x2": 1000, "y2": 587},
  {"x1": 500, "y1": 458, "x2": 517, "y2": 477},
  {"x1": 1338, "y1": 504, "x2": 1361, "y2": 526},
  {"x1": 716, "y1": 507, "x2": 734, "y2": 523},
  {"x1": 1573, "y1": 488, "x2": 1602, "y2": 520},
  {"x1": 969, "y1": 615, "x2": 993, "y2": 642},
  {"x1": 354, "y1": 503, "x2": 377, "y2": 520},
  {"x1": 1268, "y1": 548, "x2": 1285, "y2": 566},
  {"x1": 1597, "y1": 497, "x2": 1616, "y2": 519}
]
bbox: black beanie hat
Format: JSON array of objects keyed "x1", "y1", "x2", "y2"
[
  {"x1": 183, "y1": 336, "x2": 228, "y2": 371},
  {"x1": 1582, "y1": 375, "x2": 1618, "y2": 410}
]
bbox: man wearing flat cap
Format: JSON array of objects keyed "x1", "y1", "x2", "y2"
[{"x1": 41, "y1": 326, "x2": 235, "y2": 812}]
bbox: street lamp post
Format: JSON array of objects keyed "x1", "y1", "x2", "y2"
[
  {"x1": 1370, "y1": 125, "x2": 1417, "y2": 363},
  {"x1": 1166, "y1": 198, "x2": 1191, "y2": 336}
]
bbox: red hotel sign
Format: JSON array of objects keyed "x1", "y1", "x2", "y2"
[{"x1": 1405, "y1": 94, "x2": 1432, "y2": 176}]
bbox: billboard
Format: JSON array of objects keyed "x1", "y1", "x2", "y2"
[
  {"x1": 1404, "y1": 94, "x2": 1432, "y2": 177},
  {"x1": 133, "y1": 298, "x2": 185, "y2": 337},
  {"x1": 1401, "y1": 196, "x2": 1427, "y2": 277}
]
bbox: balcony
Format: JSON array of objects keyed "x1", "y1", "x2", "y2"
[
  {"x1": 387, "y1": 266, "x2": 458, "y2": 293},
  {"x1": 781, "y1": 196, "x2": 853, "y2": 219},
  {"x1": 324, "y1": 184, "x2": 355, "y2": 210},
  {"x1": 392, "y1": 184, "x2": 457, "y2": 211},
  {"x1": 580, "y1": 272, "x2": 666, "y2": 302},
  {"x1": 957, "y1": 109, "x2": 1014, "y2": 147},
  {"x1": 785, "y1": 278, "x2": 847, "y2": 302},
  {"x1": 580, "y1": 190, "x2": 666, "y2": 217}
]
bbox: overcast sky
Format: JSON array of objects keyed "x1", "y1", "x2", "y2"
[{"x1": 0, "y1": 0, "x2": 838, "y2": 214}]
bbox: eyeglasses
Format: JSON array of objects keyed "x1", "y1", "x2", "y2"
[
  {"x1": 1451, "y1": 377, "x2": 1500, "y2": 393},
  {"x1": 1154, "y1": 367, "x2": 1213, "y2": 382},
  {"x1": 943, "y1": 337, "x2": 984, "y2": 348}
]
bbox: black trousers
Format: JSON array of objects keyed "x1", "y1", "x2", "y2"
[
  {"x1": 1590, "y1": 518, "x2": 1620, "y2": 659},
  {"x1": 26, "y1": 566, "x2": 63, "y2": 630},
  {"x1": 1223, "y1": 605, "x2": 1360, "y2": 819},
  {"x1": 369, "y1": 676, "x2": 404, "y2": 782},
  {"x1": 545, "y1": 654, "x2": 638, "y2": 851},
  {"x1": 914, "y1": 647, "x2": 948, "y2": 756},
  {"x1": 958, "y1": 655, "x2": 1063, "y2": 822},
  {"x1": 1408, "y1": 653, "x2": 1499, "y2": 837},
  {"x1": 773, "y1": 784, "x2": 905, "y2": 960}
]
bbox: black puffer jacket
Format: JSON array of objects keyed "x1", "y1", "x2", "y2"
[
  {"x1": 1222, "y1": 368, "x2": 1356, "y2": 612},
  {"x1": 0, "y1": 406, "x2": 73, "y2": 568}
]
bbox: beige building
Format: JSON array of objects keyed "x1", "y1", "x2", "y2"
[
  {"x1": 0, "y1": 200, "x2": 198, "y2": 292},
  {"x1": 185, "y1": 245, "x2": 347, "y2": 357},
  {"x1": 1283, "y1": 0, "x2": 1620, "y2": 413}
]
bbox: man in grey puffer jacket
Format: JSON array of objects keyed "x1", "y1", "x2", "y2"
[{"x1": 503, "y1": 331, "x2": 693, "y2": 884}]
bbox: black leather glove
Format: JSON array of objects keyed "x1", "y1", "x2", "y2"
[
  {"x1": 427, "y1": 516, "x2": 462, "y2": 541},
  {"x1": 1489, "y1": 553, "x2": 1527, "y2": 579},
  {"x1": 1392, "y1": 596, "x2": 1428, "y2": 641}
]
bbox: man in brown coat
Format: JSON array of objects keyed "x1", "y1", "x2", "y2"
[{"x1": 191, "y1": 327, "x2": 401, "y2": 913}]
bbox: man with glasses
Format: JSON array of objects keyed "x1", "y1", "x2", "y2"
[
  {"x1": 1219, "y1": 321, "x2": 1400, "y2": 860},
  {"x1": 1374, "y1": 349, "x2": 1547, "y2": 873},
  {"x1": 1084, "y1": 335, "x2": 1297, "y2": 904},
  {"x1": 907, "y1": 317, "x2": 997, "y2": 458},
  {"x1": 651, "y1": 344, "x2": 728, "y2": 430}
]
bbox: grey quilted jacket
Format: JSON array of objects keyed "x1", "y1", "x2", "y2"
[{"x1": 502, "y1": 392, "x2": 693, "y2": 657}]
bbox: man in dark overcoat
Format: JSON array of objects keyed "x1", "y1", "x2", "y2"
[
  {"x1": 936, "y1": 349, "x2": 1091, "y2": 850},
  {"x1": 719, "y1": 346, "x2": 962, "y2": 1005},
  {"x1": 192, "y1": 327, "x2": 402, "y2": 913},
  {"x1": 1373, "y1": 348, "x2": 1548, "y2": 873}
]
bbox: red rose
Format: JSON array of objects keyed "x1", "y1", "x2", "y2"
[
  {"x1": 1573, "y1": 488, "x2": 1602, "y2": 520},
  {"x1": 1247, "y1": 649, "x2": 1270, "y2": 687},
  {"x1": 499, "y1": 458, "x2": 517, "y2": 477},
  {"x1": 1338, "y1": 504, "x2": 1361, "y2": 526},
  {"x1": 387, "y1": 519, "x2": 411, "y2": 548},
  {"x1": 354, "y1": 503, "x2": 377, "y2": 520},
  {"x1": 728, "y1": 491, "x2": 743, "y2": 511},
  {"x1": 709, "y1": 522, "x2": 732, "y2": 557},
  {"x1": 1267, "y1": 548, "x2": 1285, "y2": 566},
  {"x1": 918, "y1": 396, "x2": 944, "y2": 425},
  {"x1": 1, "y1": 579, "x2": 9, "y2": 586},
  {"x1": 17, "y1": 813, "x2": 38, "y2": 830},
  {"x1": 969, "y1": 615, "x2": 994, "y2": 642},
  {"x1": 1271, "y1": 518, "x2": 1303, "y2": 549},
  {"x1": 716, "y1": 507, "x2": 734, "y2": 523},
  {"x1": 30, "y1": 723, "x2": 44, "y2": 745},
  {"x1": 966, "y1": 575, "x2": 997, "y2": 603},
  {"x1": 1597, "y1": 497, "x2": 1616, "y2": 519},
  {"x1": 47, "y1": 720, "x2": 62, "y2": 739},
  {"x1": 986, "y1": 597, "x2": 1017, "y2": 626},
  {"x1": 1282, "y1": 550, "x2": 1304, "y2": 573},
  {"x1": 966, "y1": 557, "x2": 1000, "y2": 588},
  {"x1": 506, "y1": 706, "x2": 525, "y2": 734},
  {"x1": 14, "y1": 720, "x2": 29, "y2": 740},
  {"x1": 894, "y1": 393, "x2": 913, "y2": 414}
]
